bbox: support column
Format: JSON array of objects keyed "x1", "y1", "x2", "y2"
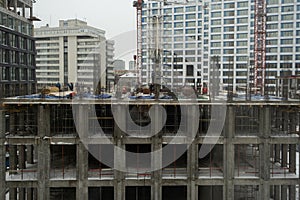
[
  {"x1": 114, "y1": 139, "x2": 125, "y2": 200},
  {"x1": 152, "y1": 136, "x2": 162, "y2": 200},
  {"x1": 274, "y1": 185, "x2": 280, "y2": 200},
  {"x1": 77, "y1": 142, "x2": 88, "y2": 200},
  {"x1": 0, "y1": 110, "x2": 6, "y2": 200},
  {"x1": 19, "y1": 188, "x2": 25, "y2": 200},
  {"x1": 27, "y1": 188, "x2": 33, "y2": 200},
  {"x1": 76, "y1": 105, "x2": 88, "y2": 200},
  {"x1": 259, "y1": 106, "x2": 270, "y2": 200},
  {"x1": 19, "y1": 145, "x2": 26, "y2": 170},
  {"x1": 151, "y1": 104, "x2": 164, "y2": 200},
  {"x1": 37, "y1": 105, "x2": 50, "y2": 200},
  {"x1": 224, "y1": 106, "x2": 235, "y2": 200},
  {"x1": 187, "y1": 142, "x2": 197, "y2": 200},
  {"x1": 9, "y1": 188, "x2": 17, "y2": 200},
  {"x1": 114, "y1": 105, "x2": 125, "y2": 200},
  {"x1": 26, "y1": 145, "x2": 34, "y2": 164},
  {"x1": 187, "y1": 105, "x2": 198, "y2": 200},
  {"x1": 281, "y1": 185, "x2": 287, "y2": 200}
]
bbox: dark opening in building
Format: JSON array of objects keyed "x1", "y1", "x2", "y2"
[
  {"x1": 50, "y1": 145, "x2": 76, "y2": 179},
  {"x1": 126, "y1": 144, "x2": 151, "y2": 169},
  {"x1": 162, "y1": 186, "x2": 187, "y2": 200},
  {"x1": 88, "y1": 144, "x2": 114, "y2": 178},
  {"x1": 88, "y1": 187, "x2": 114, "y2": 200},
  {"x1": 198, "y1": 144, "x2": 223, "y2": 177},
  {"x1": 162, "y1": 144, "x2": 187, "y2": 178},
  {"x1": 50, "y1": 187, "x2": 76, "y2": 200},
  {"x1": 198, "y1": 185, "x2": 223, "y2": 200},
  {"x1": 186, "y1": 65, "x2": 194, "y2": 76},
  {"x1": 125, "y1": 186, "x2": 151, "y2": 200}
]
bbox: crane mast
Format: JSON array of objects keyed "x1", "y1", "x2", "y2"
[
  {"x1": 254, "y1": 0, "x2": 267, "y2": 95},
  {"x1": 133, "y1": 0, "x2": 143, "y2": 85}
]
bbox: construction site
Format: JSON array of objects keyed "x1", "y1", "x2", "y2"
[
  {"x1": 0, "y1": 0, "x2": 300, "y2": 199},
  {"x1": 0, "y1": 76, "x2": 300, "y2": 200}
]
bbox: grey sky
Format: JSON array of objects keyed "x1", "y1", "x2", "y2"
[{"x1": 33, "y1": 0, "x2": 136, "y2": 38}]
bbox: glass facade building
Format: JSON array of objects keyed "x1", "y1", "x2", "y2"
[{"x1": 0, "y1": 0, "x2": 36, "y2": 98}]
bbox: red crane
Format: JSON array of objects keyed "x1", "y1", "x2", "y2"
[
  {"x1": 133, "y1": 0, "x2": 143, "y2": 85},
  {"x1": 254, "y1": 0, "x2": 267, "y2": 95}
]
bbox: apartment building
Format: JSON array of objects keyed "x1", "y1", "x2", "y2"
[
  {"x1": 34, "y1": 19, "x2": 115, "y2": 91},
  {"x1": 141, "y1": 0, "x2": 300, "y2": 93}
]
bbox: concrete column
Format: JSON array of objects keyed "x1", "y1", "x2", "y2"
[
  {"x1": 27, "y1": 188, "x2": 33, "y2": 200},
  {"x1": 289, "y1": 185, "x2": 296, "y2": 200},
  {"x1": 77, "y1": 142, "x2": 88, "y2": 200},
  {"x1": 224, "y1": 106, "x2": 235, "y2": 200},
  {"x1": 281, "y1": 185, "x2": 287, "y2": 200},
  {"x1": 114, "y1": 105, "x2": 125, "y2": 200},
  {"x1": 37, "y1": 105, "x2": 51, "y2": 200},
  {"x1": 9, "y1": 188, "x2": 17, "y2": 200},
  {"x1": 19, "y1": 145, "x2": 26, "y2": 169},
  {"x1": 259, "y1": 106, "x2": 270, "y2": 200},
  {"x1": 187, "y1": 143, "x2": 197, "y2": 200},
  {"x1": 289, "y1": 112, "x2": 296, "y2": 174},
  {"x1": 76, "y1": 105, "x2": 88, "y2": 200},
  {"x1": 9, "y1": 145, "x2": 17, "y2": 173},
  {"x1": 114, "y1": 139, "x2": 125, "y2": 200},
  {"x1": 19, "y1": 188, "x2": 26, "y2": 200},
  {"x1": 282, "y1": 145, "x2": 288, "y2": 167},
  {"x1": 0, "y1": 110, "x2": 6, "y2": 200},
  {"x1": 26, "y1": 145, "x2": 34, "y2": 164},
  {"x1": 275, "y1": 144, "x2": 281, "y2": 163},
  {"x1": 151, "y1": 104, "x2": 164, "y2": 200},
  {"x1": 274, "y1": 185, "x2": 280, "y2": 200},
  {"x1": 151, "y1": 136, "x2": 162, "y2": 200}
]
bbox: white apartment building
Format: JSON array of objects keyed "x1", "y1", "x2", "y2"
[
  {"x1": 34, "y1": 19, "x2": 115, "y2": 91},
  {"x1": 142, "y1": 0, "x2": 300, "y2": 94}
]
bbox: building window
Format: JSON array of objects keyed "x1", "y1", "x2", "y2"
[
  {"x1": 237, "y1": 2, "x2": 248, "y2": 7},
  {"x1": 174, "y1": 7, "x2": 183, "y2": 13},
  {"x1": 281, "y1": 31, "x2": 293, "y2": 37},
  {"x1": 211, "y1": 19, "x2": 221, "y2": 25},
  {"x1": 186, "y1": 65, "x2": 194, "y2": 76},
  {"x1": 211, "y1": 12, "x2": 221, "y2": 18},
  {"x1": 281, "y1": 39, "x2": 293, "y2": 45},
  {"x1": 186, "y1": 14, "x2": 196, "y2": 20},
  {"x1": 281, "y1": 14, "x2": 294, "y2": 21},
  {"x1": 282, "y1": 5, "x2": 294, "y2": 12},
  {"x1": 237, "y1": 18, "x2": 248, "y2": 23}
]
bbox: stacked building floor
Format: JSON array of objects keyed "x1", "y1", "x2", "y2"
[{"x1": 0, "y1": 98, "x2": 299, "y2": 200}]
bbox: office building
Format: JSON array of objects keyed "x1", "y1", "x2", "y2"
[{"x1": 0, "y1": 0, "x2": 37, "y2": 98}]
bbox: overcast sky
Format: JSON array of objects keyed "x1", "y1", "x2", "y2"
[
  {"x1": 33, "y1": 0, "x2": 136, "y2": 38},
  {"x1": 33, "y1": 0, "x2": 137, "y2": 65}
]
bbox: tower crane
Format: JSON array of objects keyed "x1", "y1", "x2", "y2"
[
  {"x1": 133, "y1": 0, "x2": 197, "y2": 88},
  {"x1": 254, "y1": 0, "x2": 267, "y2": 95},
  {"x1": 133, "y1": 0, "x2": 144, "y2": 85}
]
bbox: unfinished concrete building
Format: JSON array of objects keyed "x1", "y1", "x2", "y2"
[{"x1": 0, "y1": 96, "x2": 299, "y2": 200}]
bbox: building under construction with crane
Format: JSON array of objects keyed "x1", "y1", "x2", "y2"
[
  {"x1": 1, "y1": 0, "x2": 300, "y2": 199},
  {"x1": 139, "y1": 0, "x2": 300, "y2": 96}
]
